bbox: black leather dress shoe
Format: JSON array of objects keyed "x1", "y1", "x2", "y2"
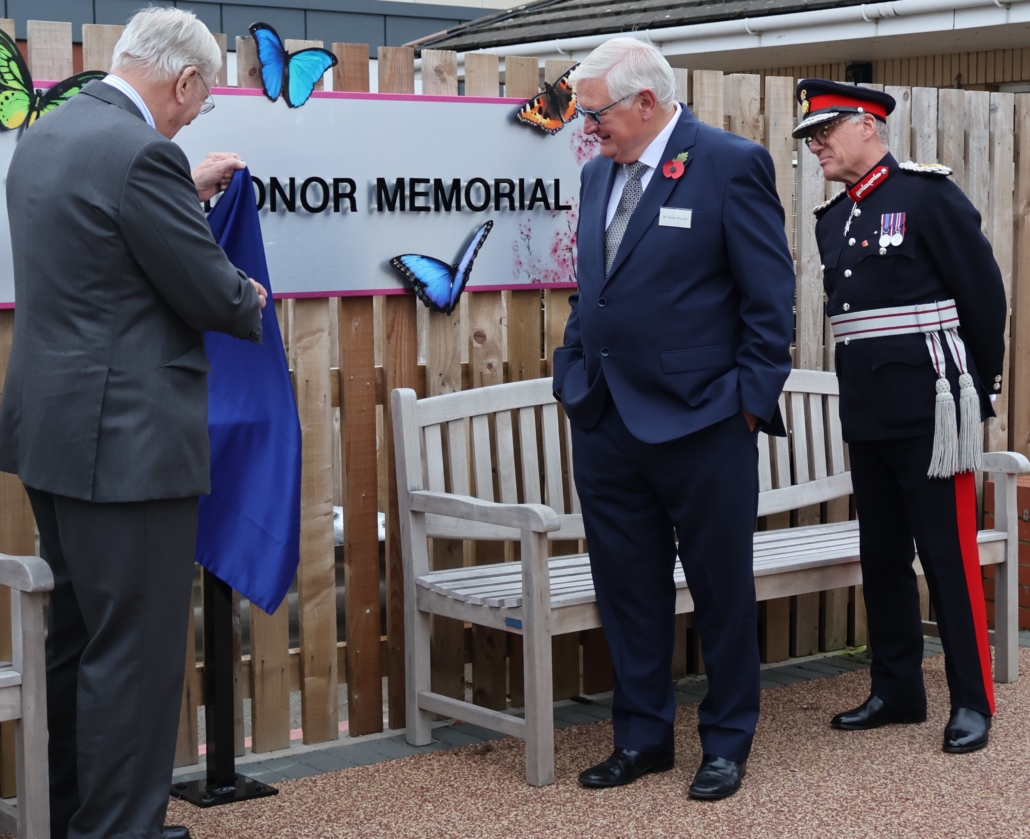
[
  {"x1": 688, "y1": 754, "x2": 746, "y2": 800},
  {"x1": 578, "y1": 747, "x2": 675, "y2": 788},
  {"x1": 163, "y1": 827, "x2": 192, "y2": 839},
  {"x1": 943, "y1": 707, "x2": 991, "y2": 754},
  {"x1": 830, "y1": 695, "x2": 926, "y2": 731}
]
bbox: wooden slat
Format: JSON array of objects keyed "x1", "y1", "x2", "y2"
[
  {"x1": 765, "y1": 76, "x2": 797, "y2": 246},
  {"x1": 938, "y1": 89, "x2": 966, "y2": 191},
  {"x1": 504, "y1": 56, "x2": 540, "y2": 99},
  {"x1": 964, "y1": 90, "x2": 990, "y2": 227},
  {"x1": 519, "y1": 406, "x2": 542, "y2": 504},
  {"x1": 333, "y1": 43, "x2": 369, "y2": 92},
  {"x1": 692, "y1": 70, "x2": 724, "y2": 128},
  {"x1": 886, "y1": 86, "x2": 912, "y2": 162},
  {"x1": 212, "y1": 34, "x2": 228, "y2": 87},
  {"x1": 0, "y1": 21, "x2": 12, "y2": 41},
  {"x1": 26, "y1": 20, "x2": 72, "y2": 80},
  {"x1": 292, "y1": 299, "x2": 339, "y2": 743},
  {"x1": 422, "y1": 49, "x2": 458, "y2": 96},
  {"x1": 82, "y1": 24, "x2": 122, "y2": 73},
  {"x1": 986, "y1": 92, "x2": 1015, "y2": 453},
  {"x1": 384, "y1": 295, "x2": 418, "y2": 729},
  {"x1": 1012, "y1": 94, "x2": 1030, "y2": 460},
  {"x1": 495, "y1": 411, "x2": 519, "y2": 503},
  {"x1": 540, "y1": 404, "x2": 564, "y2": 514},
  {"x1": 724, "y1": 74, "x2": 762, "y2": 142},
  {"x1": 465, "y1": 53, "x2": 499, "y2": 98},
  {"x1": 378, "y1": 46, "x2": 415, "y2": 94},
  {"x1": 285, "y1": 39, "x2": 326, "y2": 91},
  {"x1": 544, "y1": 59, "x2": 577, "y2": 86},
  {"x1": 339, "y1": 297, "x2": 383, "y2": 736},
  {"x1": 911, "y1": 87, "x2": 939, "y2": 163},
  {"x1": 424, "y1": 425, "x2": 445, "y2": 492}
]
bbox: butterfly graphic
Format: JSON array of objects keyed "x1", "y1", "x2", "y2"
[
  {"x1": 390, "y1": 221, "x2": 494, "y2": 315},
  {"x1": 516, "y1": 64, "x2": 579, "y2": 135},
  {"x1": 0, "y1": 29, "x2": 105, "y2": 133},
  {"x1": 249, "y1": 22, "x2": 338, "y2": 108}
]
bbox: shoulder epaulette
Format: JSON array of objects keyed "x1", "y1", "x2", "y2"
[
  {"x1": 899, "y1": 161, "x2": 953, "y2": 176},
  {"x1": 813, "y1": 189, "x2": 847, "y2": 218}
]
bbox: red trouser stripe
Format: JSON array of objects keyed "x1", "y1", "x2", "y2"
[{"x1": 954, "y1": 472, "x2": 996, "y2": 714}]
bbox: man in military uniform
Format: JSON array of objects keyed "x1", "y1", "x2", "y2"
[{"x1": 794, "y1": 79, "x2": 1007, "y2": 753}]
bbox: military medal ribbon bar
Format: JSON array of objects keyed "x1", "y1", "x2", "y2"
[{"x1": 880, "y1": 212, "x2": 906, "y2": 248}]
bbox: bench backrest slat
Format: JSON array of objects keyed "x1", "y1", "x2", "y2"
[
  {"x1": 758, "y1": 433, "x2": 773, "y2": 492},
  {"x1": 827, "y1": 395, "x2": 846, "y2": 476},
  {"x1": 447, "y1": 419, "x2": 470, "y2": 496},
  {"x1": 471, "y1": 414, "x2": 494, "y2": 502},
  {"x1": 425, "y1": 424, "x2": 445, "y2": 492},
  {"x1": 519, "y1": 406, "x2": 542, "y2": 504},
  {"x1": 789, "y1": 391, "x2": 811, "y2": 484},
  {"x1": 496, "y1": 410, "x2": 519, "y2": 504},
  {"x1": 565, "y1": 414, "x2": 582, "y2": 515},
  {"x1": 541, "y1": 403, "x2": 565, "y2": 515},
  {"x1": 808, "y1": 392, "x2": 829, "y2": 481},
  {"x1": 773, "y1": 392, "x2": 792, "y2": 489}
]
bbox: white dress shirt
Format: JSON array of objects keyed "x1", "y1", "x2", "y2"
[
  {"x1": 605, "y1": 103, "x2": 682, "y2": 229},
  {"x1": 100, "y1": 75, "x2": 157, "y2": 130}
]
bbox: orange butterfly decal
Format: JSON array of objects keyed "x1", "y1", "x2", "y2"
[{"x1": 516, "y1": 64, "x2": 579, "y2": 135}]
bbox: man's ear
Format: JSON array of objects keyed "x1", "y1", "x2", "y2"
[
  {"x1": 174, "y1": 68, "x2": 192, "y2": 104},
  {"x1": 638, "y1": 88, "x2": 658, "y2": 119}
]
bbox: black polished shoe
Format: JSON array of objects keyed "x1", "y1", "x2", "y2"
[
  {"x1": 688, "y1": 754, "x2": 746, "y2": 801},
  {"x1": 830, "y1": 695, "x2": 926, "y2": 731},
  {"x1": 943, "y1": 707, "x2": 991, "y2": 754},
  {"x1": 578, "y1": 747, "x2": 675, "y2": 788},
  {"x1": 163, "y1": 828, "x2": 191, "y2": 839}
]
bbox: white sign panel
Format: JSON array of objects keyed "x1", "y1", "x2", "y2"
[{"x1": 0, "y1": 87, "x2": 600, "y2": 305}]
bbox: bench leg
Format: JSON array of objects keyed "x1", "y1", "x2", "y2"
[
  {"x1": 993, "y1": 473, "x2": 1019, "y2": 684},
  {"x1": 403, "y1": 514, "x2": 435, "y2": 746},
  {"x1": 14, "y1": 590, "x2": 50, "y2": 839},
  {"x1": 521, "y1": 531, "x2": 555, "y2": 786}
]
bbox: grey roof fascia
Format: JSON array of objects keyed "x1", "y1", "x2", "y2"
[{"x1": 227, "y1": 0, "x2": 483, "y2": 20}]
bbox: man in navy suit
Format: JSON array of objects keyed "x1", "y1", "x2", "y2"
[{"x1": 553, "y1": 39, "x2": 795, "y2": 800}]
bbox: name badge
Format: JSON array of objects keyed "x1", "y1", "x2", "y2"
[{"x1": 659, "y1": 207, "x2": 692, "y2": 229}]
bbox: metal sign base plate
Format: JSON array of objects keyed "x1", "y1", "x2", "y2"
[{"x1": 171, "y1": 774, "x2": 279, "y2": 808}]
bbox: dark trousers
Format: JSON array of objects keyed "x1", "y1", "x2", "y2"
[
  {"x1": 570, "y1": 400, "x2": 761, "y2": 763},
  {"x1": 26, "y1": 488, "x2": 198, "y2": 839},
  {"x1": 849, "y1": 436, "x2": 994, "y2": 717}
]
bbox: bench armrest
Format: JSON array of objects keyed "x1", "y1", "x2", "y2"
[
  {"x1": 983, "y1": 451, "x2": 1030, "y2": 475},
  {"x1": 409, "y1": 491, "x2": 560, "y2": 533},
  {"x1": 0, "y1": 554, "x2": 54, "y2": 593}
]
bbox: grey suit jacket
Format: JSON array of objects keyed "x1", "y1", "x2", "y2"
[{"x1": 0, "y1": 80, "x2": 263, "y2": 502}]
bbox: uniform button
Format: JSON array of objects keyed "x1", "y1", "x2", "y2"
[
  {"x1": 600, "y1": 347, "x2": 610, "y2": 357},
  {"x1": 854, "y1": 208, "x2": 861, "y2": 216},
  {"x1": 844, "y1": 269, "x2": 852, "y2": 278},
  {"x1": 994, "y1": 383, "x2": 1001, "y2": 390},
  {"x1": 848, "y1": 238, "x2": 856, "y2": 246},
  {"x1": 843, "y1": 303, "x2": 850, "y2": 312},
  {"x1": 820, "y1": 264, "x2": 825, "y2": 271},
  {"x1": 844, "y1": 338, "x2": 851, "y2": 345},
  {"x1": 598, "y1": 297, "x2": 607, "y2": 307},
  {"x1": 995, "y1": 375, "x2": 1003, "y2": 382}
]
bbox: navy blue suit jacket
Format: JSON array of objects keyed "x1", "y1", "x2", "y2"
[{"x1": 553, "y1": 106, "x2": 795, "y2": 442}]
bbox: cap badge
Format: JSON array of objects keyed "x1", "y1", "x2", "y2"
[{"x1": 800, "y1": 90, "x2": 810, "y2": 115}]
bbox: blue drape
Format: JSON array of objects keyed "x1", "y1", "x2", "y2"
[{"x1": 197, "y1": 167, "x2": 302, "y2": 615}]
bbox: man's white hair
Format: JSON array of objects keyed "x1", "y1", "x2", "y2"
[
  {"x1": 847, "y1": 113, "x2": 890, "y2": 145},
  {"x1": 569, "y1": 37, "x2": 676, "y2": 109},
  {"x1": 111, "y1": 7, "x2": 221, "y2": 83}
]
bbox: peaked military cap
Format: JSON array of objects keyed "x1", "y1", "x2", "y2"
[{"x1": 793, "y1": 79, "x2": 896, "y2": 139}]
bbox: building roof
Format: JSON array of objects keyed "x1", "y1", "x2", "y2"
[{"x1": 414, "y1": 0, "x2": 868, "y2": 54}]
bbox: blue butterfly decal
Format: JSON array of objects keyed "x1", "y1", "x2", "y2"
[
  {"x1": 390, "y1": 221, "x2": 494, "y2": 315},
  {"x1": 249, "y1": 22, "x2": 338, "y2": 108}
]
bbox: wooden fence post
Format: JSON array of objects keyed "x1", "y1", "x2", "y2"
[
  {"x1": 379, "y1": 45, "x2": 418, "y2": 730},
  {"x1": 81, "y1": 24, "x2": 122, "y2": 73},
  {"x1": 27, "y1": 20, "x2": 72, "y2": 80},
  {"x1": 464, "y1": 51, "x2": 510, "y2": 712},
  {"x1": 1012, "y1": 94, "x2": 1030, "y2": 459},
  {"x1": 339, "y1": 297, "x2": 383, "y2": 735}
]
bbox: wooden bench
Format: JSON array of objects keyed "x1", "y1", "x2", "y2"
[{"x1": 392, "y1": 369, "x2": 1028, "y2": 786}]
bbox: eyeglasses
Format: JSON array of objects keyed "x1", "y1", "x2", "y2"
[
  {"x1": 195, "y1": 71, "x2": 215, "y2": 115},
  {"x1": 804, "y1": 117, "x2": 848, "y2": 147},
  {"x1": 575, "y1": 93, "x2": 633, "y2": 124}
]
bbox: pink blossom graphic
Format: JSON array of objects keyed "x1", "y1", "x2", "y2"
[
  {"x1": 512, "y1": 196, "x2": 579, "y2": 284},
  {"x1": 569, "y1": 126, "x2": 600, "y2": 165}
]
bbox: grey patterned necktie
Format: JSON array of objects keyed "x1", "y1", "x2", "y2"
[{"x1": 605, "y1": 160, "x2": 650, "y2": 276}]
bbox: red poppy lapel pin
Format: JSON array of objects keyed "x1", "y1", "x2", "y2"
[{"x1": 662, "y1": 151, "x2": 689, "y2": 180}]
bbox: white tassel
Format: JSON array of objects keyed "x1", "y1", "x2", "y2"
[
  {"x1": 928, "y1": 376, "x2": 958, "y2": 479},
  {"x1": 957, "y1": 372, "x2": 983, "y2": 473}
]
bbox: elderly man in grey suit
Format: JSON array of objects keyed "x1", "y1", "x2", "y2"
[{"x1": 0, "y1": 9, "x2": 265, "y2": 839}]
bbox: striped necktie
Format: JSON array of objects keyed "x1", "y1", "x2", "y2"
[{"x1": 605, "y1": 160, "x2": 649, "y2": 276}]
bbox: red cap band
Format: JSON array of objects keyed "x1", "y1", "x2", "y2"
[{"x1": 808, "y1": 94, "x2": 888, "y2": 120}]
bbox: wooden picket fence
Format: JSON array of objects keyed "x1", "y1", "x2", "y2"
[{"x1": 0, "y1": 17, "x2": 1028, "y2": 793}]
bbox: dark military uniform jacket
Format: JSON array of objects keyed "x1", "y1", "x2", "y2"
[{"x1": 815, "y1": 153, "x2": 1007, "y2": 442}]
